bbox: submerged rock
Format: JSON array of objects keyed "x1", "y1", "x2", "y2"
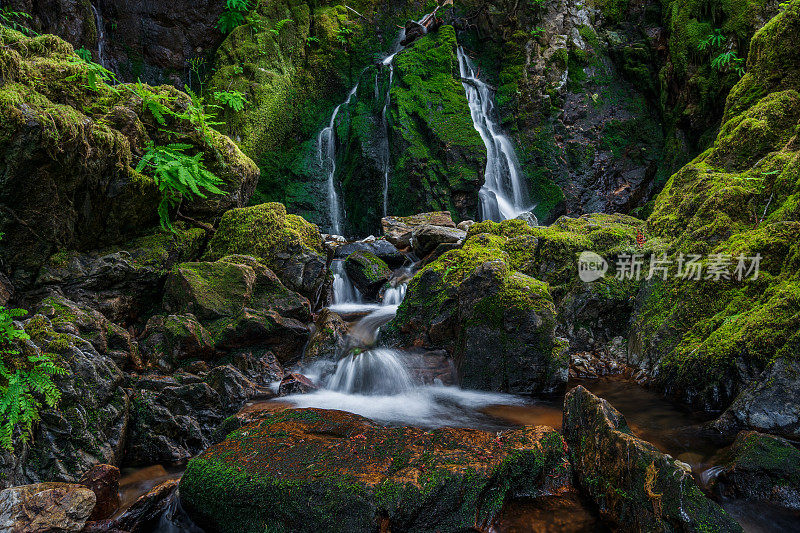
[
  {"x1": 0, "y1": 482, "x2": 96, "y2": 533},
  {"x1": 343, "y1": 251, "x2": 393, "y2": 299},
  {"x1": 710, "y1": 431, "x2": 800, "y2": 511},
  {"x1": 563, "y1": 386, "x2": 741, "y2": 532},
  {"x1": 180, "y1": 408, "x2": 571, "y2": 533}
]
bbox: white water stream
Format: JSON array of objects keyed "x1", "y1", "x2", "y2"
[{"x1": 458, "y1": 47, "x2": 531, "y2": 221}]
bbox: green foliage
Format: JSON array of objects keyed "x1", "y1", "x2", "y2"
[
  {"x1": 183, "y1": 87, "x2": 223, "y2": 143},
  {"x1": 214, "y1": 90, "x2": 248, "y2": 112},
  {"x1": 268, "y1": 18, "x2": 292, "y2": 37},
  {"x1": 218, "y1": 0, "x2": 252, "y2": 34},
  {"x1": 712, "y1": 50, "x2": 746, "y2": 77},
  {"x1": 0, "y1": 303, "x2": 67, "y2": 451},
  {"x1": 131, "y1": 81, "x2": 177, "y2": 126},
  {"x1": 0, "y1": 7, "x2": 35, "y2": 35},
  {"x1": 698, "y1": 29, "x2": 726, "y2": 51},
  {"x1": 66, "y1": 52, "x2": 118, "y2": 92},
  {"x1": 135, "y1": 142, "x2": 224, "y2": 231}
]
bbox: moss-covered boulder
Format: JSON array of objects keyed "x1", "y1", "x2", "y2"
[
  {"x1": 563, "y1": 386, "x2": 742, "y2": 532},
  {"x1": 0, "y1": 27, "x2": 258, "y2": 286},
  {"x1": 139, "y1": 314, "x2": 216, "y2": 373},
  {"x1": 163, "y1": 255, "x2": 312, "y2": 362},
  {"x1": 343, "y1": 250, "x2": 392, "y2": 299},
  {"x1": 629, "y1": 2, "x2": 800, "y2": 410},
  {"x1": 385, "y1": 232, "x2": 566, "y2": 395},
  {"x1": 302, "y1": 309, "x2": 348, "y2": 363},
  {"x1": 204, "y1": 203, "x2": 327, "y2": 303},
  {"x1": 179, "y1": 408, "x2": 571, "y2": 533},
  {"x1": 709, "y1": 431, "x2": 800, "y2": 510}
]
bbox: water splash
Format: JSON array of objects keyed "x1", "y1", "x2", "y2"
[
  {"x1": 457, "y1": 47, "x2": 531, "y2": 221},
  {"x1": 327, "y1": 348, "x2": 415, "y2": 395},
  {"x1": 318, "y1": 85, "x2": 359, "y2": 235}
]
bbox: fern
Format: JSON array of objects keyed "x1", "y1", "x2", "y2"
[
  {"x1": 135, "y1": 141, "x2": 224, "y2": 231},
  {"x1": 179, "y1": 87, "x2": 223, "y2": 143},
  {"x1": 66, "y1": 52, "x2": 118, "y2": 92},
  {"x1": 712, "y1": 50, "x2": 745, "y2": 77},
  {"x1": 0, "y1": 8, "x2": 36, "y2": 35},
  {"x1": 213, "y1": 90, "x2": 248, "y2": 112},
  {"x1": 268, "y1": 18, "x2": 292, "y2": 37},
  {"x1": 0, "y1": 306, "x2": 66, "y2": 452},
  {"x1": 130, "y1": 81, "x2": 177, "y2": 126},
  {"x1": 218, "y1": 0, "x2": 251, "y2": 34},
  {"x1": 698, "y1": 29, "x2": 725, "y2": 52}
]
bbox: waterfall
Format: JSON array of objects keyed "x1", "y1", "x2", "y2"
[
  {"x1": 383, "y1": 283, "x2": 407, "y2": 305},
  {"x1": 331, "y1": 261, "x2": 363, "y2": 306},
  {"x1": 91, "y1": 4, "x2": 107, "y2": 68},
  {"x1": 327, "y1": 348, "x2": 414, "y2": 395},
  {"x1": 318, "y1": 85, "x2": 359, "y2": 235},
  {"x1": 379, "y1": 51, "x2": 400, "y2": 218},
  {"x1": 457, "y1": 47, "x2": 530, "y2": 222}
]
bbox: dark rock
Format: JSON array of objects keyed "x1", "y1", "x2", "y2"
[
  {"x1": 0, "y1": 309, "x2": 129, "y2": 488},
  {"x1": 278, "y1": 373, "x2": 319, "y2": 396},
  {"x1": 104, "y1": 479, "x2": 178, "y2": 533},
  {"x1": 163, "y1": 255, "x2": 312, "y2": 363},
  {"x1": 180, "y1": 409, "x2": 571, "y2": 532},
  {"x1": 0, "y1": 482, "x2": 96, "y2": 533},
  {"x1": 78, "y1": 464, "x2": 120, "y2": 521},
  {"x1": 714, "y1": 357, "x2": 800, "y2": 440},
  {"x1": 228, "y1": 349, "x2": 284, "y2": 388},
  {"x1": 303, "y1": 309, "x2": 348, "y2": 362},
  {"x1": 382, "y1": 212, "x2": 456, "y2": 248},
  {"x1": 0, "y1": 272, "x2": 12, "y2": 306},
  {"x1": 29, "y1": 227, "x2": 205, "y2": 324},
  {"x1": 334, "y1": 239, "x2": 406, "y2": 267},
  {"x1": 563, "y1": 386, "x2": 741, "y2": 532},
  {"x1": 139, "y1": 314, "x2": 216, "y2": 372},
  {"x1": 516, "y1": 211, "x2": 539, "y2": 227},
  {"x1": 709, "y1": 431, "x2": 800, "y2": 511},
  {"x1": 411, "y1": 224, "x2": 466, "y2": 257},
  {"x1": 126, "y1": 366, "x2": 265, "y2": 465},
  {"x1": 343, "y1": 251, "x2": 392, "y2": 299},
  {"x1": 403, "y1": 349, "x2": 458, "y2": 386}
]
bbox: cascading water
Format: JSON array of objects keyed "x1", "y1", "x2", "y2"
[
  {"x1": 457, "y1": 47, "x2": 530, "y2": 222},
  {"x1": 318, "y1": 85, "x2": 359, "y2": 235},
  {"x1": 328, "y1": 348, "x2": 414, "y2": 395},
  {"x1": 379, "y1": 47, "x2": 401, "y2": 217},
  {"x1": 91, "y1": 4, "x2": 107, "y2": 68}
]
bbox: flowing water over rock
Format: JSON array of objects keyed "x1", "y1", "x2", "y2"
[
  {"x1": 458, "y1": 47, "x2": 530, "y2": 221},
  {"x1": 318, "y1": 86, "x2": 359, "y2": 235},
  {"x1": 91, "y1": 4, "x2": 107, "y2": 68}
]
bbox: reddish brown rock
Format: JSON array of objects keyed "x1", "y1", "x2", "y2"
[
  {"x1": 0, "y1": 482, "x2": 96, "y2": 533},
  {"x1": 277, "y1": 373, "x2": 319, "y2": 396},
  {"x1": 78, "y1": 464, "x2": 120, "y2": 521},
  {"x1": 180, "y1": 408, "x2": 571, "y2": 532}
]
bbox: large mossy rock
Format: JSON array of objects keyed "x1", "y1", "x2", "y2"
[
  {"x1": 563, "y1": 386, "x2": 742, "y2": 532},
  {"x1": 163, "y1": 255, "x2": 312, "y2": 362},
  {"x1": 179, "y1": 408, "x2": 571, "y2": 533},
  {"x1": 630, "y1": 1, "x2": 800, "y2": 411},
  {"x1": 709, "y1": 431, "x2": 800, "y2": 510},
  {"x1": 385, "y1": 231, "x2": 567, "y2": 394},
  {"x1": 204, "y1": 203, "x2": 327, "y2": 303},
  {"x1": 0, "y1": 298, "x2": 131, "y2": 488},
  {"x1": 343, "y1": 250, "x2": 392, "y2": 299},
  {"x1": 0, "y1": 27, "x2": 258, "y2": 286}
]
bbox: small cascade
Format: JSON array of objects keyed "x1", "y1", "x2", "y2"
[
  {"x1": 318, "y1": 84, "x2": 359, "y2": 235},
  {"x1": 331, "y1": 261, "x2": 363, "y2": 306},
  {"x1": 457, "y1": 47, "x2": 530, "y2": 221},
  {"x1": 383, "y1": 283, "x2": 407, "y2": 305},
  {"x1": 327, "y1": 348, "x2": 415, "y2": 395},
  {"x1": 91, "y1": 4, "x2": 107, "y2": 68}
]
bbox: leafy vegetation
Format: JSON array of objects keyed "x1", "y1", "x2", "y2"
[
  {"x1": 214, "y1": 90, "x2": 248, "y2": 112},
  {"x1": 218, "y1": 0, "x2": 252, "y2": 34},
  {"x1": 135, "y1": 142, "x2": 224, "y2": 231},
  {"x1": 0, "y1": 7, "x2": 34, "y2": 35}
]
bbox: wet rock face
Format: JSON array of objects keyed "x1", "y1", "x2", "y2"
[
  {"x1": 563, "y1": 386, "x2": 742, "y2": 532},
  {"x1": 343, "y1": 251, "x2": 392, "y2": 299},
  {"x1": 710, "y1": 431, "x2": 800, "y2": 511},
  {"x1": 714, "y1": 358, "x2": 800, "y2": 441},
  {"x1": 303, "y1": 309, "x2": 348, "y2": 363},
  {"x1": 334, "y1": 240, "x2": 407, "y2": 268},
  {"x1": 411, "y1": 224, "x2": 467, "y2": 257},
  {"x1": 382, "y1": 211, "x2": 456, "y2": 249},
  {"x1": 0, "y1": 482, "x2": 97, "y2": 533},
  {"x1": 85, "y1": 479, "x2": 179, "y2": 533},
  {"x1": 179, "y1": 408, "x2": 571, "y2": 533},
  {"x1": 78, "y1": 464, "x2": 120, "y2": 521},
  {"x1": 126, "y1": 365, "x2": 267, "y2": 465}
]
